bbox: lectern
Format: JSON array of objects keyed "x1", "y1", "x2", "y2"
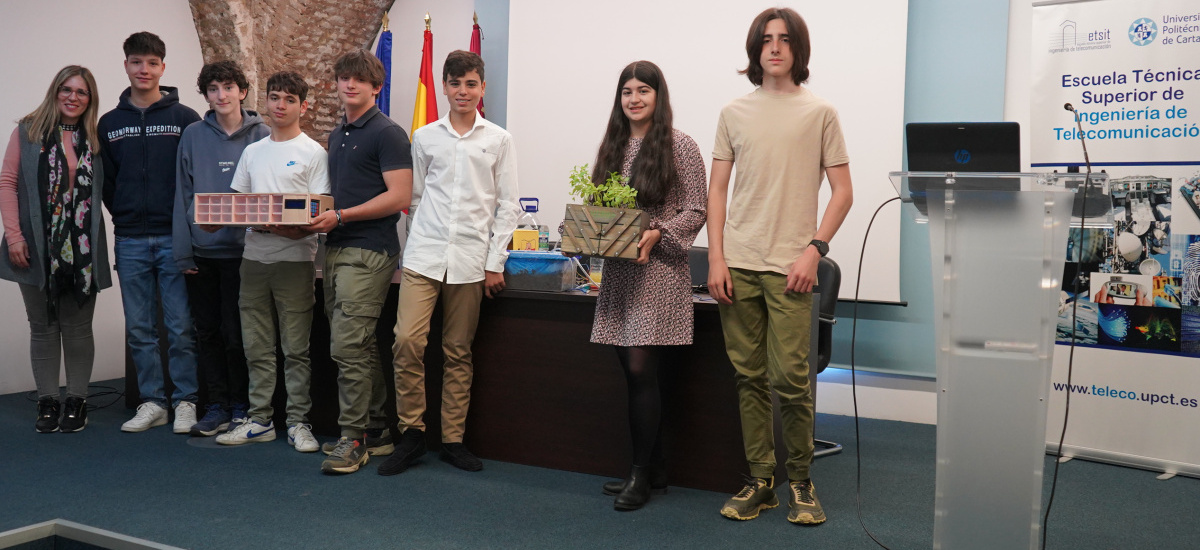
[{"x1": 891, "y1": 172, "x2": 1078, "y2": 550}]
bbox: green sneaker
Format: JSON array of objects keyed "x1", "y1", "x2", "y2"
[
  {"x1": 321, "y1": 437, "x2": 369, "y2": 474},
  {"x1": 720, "y1": 477, "x2": 778, "y2": 520},
  {"x1": 787, "y1": 479, "x2": 826, "y2": 525}
]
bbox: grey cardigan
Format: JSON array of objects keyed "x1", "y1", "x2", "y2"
[{"x1": 0, "y1": 122, "x2": 113, "y2": 291}]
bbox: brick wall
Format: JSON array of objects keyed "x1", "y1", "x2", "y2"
[{"x1": 189, "y1": 0, "x2": 395, "y2": 144}]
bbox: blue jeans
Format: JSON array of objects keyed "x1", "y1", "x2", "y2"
[{"x1": 115, "y1": 234, "x2": 198, "y2": 406}]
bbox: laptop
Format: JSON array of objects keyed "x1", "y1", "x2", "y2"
[{"x1": 905, "y1": 122, "x2": 1021, "y2": 214}]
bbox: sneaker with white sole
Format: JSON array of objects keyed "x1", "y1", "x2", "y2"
[
  {"x1": 215, "y1": 419, "x2": 276, "y2": 445},
  {"x1": 173, "y1": 402, "x2": 198, "y2": 434},
  {"x1": 121, "y1": 402, "x2": 168, "y2": 433},
  {"x1": 288, "y1": 424, "x2": 319, "y2": 453}
]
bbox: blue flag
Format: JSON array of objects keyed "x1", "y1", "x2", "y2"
[{"x1": 374, "y1": 29, "x2": 392, "y2": 116}]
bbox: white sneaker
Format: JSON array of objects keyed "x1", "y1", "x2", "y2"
[
  {"x1": 121, "y1": 402, "x2": 167, "y2": 432},
  {"x1": 173, "y1": 401, "x2": 198, "y2": 434},
  {"x1": 215, "y1": 419, "x2": 276, "y2": 445},
  {"x1": 288, "y1": 423, "x2": 319, "y2": 453}
]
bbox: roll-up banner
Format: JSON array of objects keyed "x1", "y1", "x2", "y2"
[{"x1": 1033, "y1": 0, "x2": 1200, "y2": 477}]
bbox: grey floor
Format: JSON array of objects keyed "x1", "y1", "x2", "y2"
[{"x1": 1, "y1": 380, "x2": 1196, "y2": 549}]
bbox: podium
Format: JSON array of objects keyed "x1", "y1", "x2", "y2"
[{"x1": 891, "y1": 172, "x2": 1081, "y2": 550}]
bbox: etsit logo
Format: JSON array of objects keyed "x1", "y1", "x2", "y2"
[{"x1": 1050, "y1": 20, "x2": 1113, "y2": 53}]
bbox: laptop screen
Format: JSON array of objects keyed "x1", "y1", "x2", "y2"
[{"x1": 905, "y1": 122, "x2": 1021, "y2": 214}]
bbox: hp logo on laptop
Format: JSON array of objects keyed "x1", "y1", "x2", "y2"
[{"x1": 954, "y1": 149, "x2": 971, "y2": 164}]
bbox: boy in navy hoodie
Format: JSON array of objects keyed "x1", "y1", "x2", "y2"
[
  {"x1": 173, "y1": 60, "x2": 270, "y2": 436},
  {"x1": 99, "y1": 31, "x2": 202, "y2": 434}
]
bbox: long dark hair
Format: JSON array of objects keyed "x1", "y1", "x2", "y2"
[{"x1": 592, "y1": 61, "x2": 675, "y2": 207}]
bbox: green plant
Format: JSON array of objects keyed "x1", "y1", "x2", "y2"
[{"x1": 568, "y1": 164, "x2": 638, "y2": 209}]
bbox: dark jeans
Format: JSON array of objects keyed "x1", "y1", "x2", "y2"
[{"x1": 186, "y1": 256, "x2": 249, "y2": 408}]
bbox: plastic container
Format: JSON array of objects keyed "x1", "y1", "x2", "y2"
[
  {"x1": 504, "y1": 250, "x2": 575, "y2": 292},
  {"x1": 513, "y1": 197, "x2": 543, "y2": 251}
]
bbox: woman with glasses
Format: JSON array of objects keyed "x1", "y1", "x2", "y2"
[{"x1": 0, "y1": 66, "x2": 111, "y2": 433}]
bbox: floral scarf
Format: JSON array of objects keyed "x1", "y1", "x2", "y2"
[{"x1": 37, "y1": 127, "x2": 94, "y2": 319}]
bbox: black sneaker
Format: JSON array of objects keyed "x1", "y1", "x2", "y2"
[
  {"x1": 36, "y1": 397, "x2": 60, "y2": 433},
  {"x1": 439, "y1": 442, "x2": 483, "y2": 472},
  {"x1": 720, "y1": 477, "x2": 778, "y2": 520},
  {"x1": 59, "y1": 396, "x2": 88, "y2": 433},
  {"x1": 786, "y1": 479, "x2": 827, "y2": 525},
  {"x1": 377, "y1": 428, "x2": 427, "y2": 476}
]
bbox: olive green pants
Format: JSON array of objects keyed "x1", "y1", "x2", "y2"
[
  {"x1": 718, "y1": 268, "x2": 814, "y2": 482},
  {"x1": 240, "y1": 260, "x2": 314, "y2": 426},
  {"x1": 323, "y1": 246, "x2": 396, "y2": 438}
]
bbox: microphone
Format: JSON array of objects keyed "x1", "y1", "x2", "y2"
[
  {"x1": 1067, "y1": 104, "x2": 1091, "y2": 171},
  {"x1": 1064, "y1": 103, "x2": 1075, "y2": 112}
]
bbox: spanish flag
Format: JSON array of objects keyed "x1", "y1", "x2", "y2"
[{"x1": 412, "y1": 29, "x2": 438, "y2": 133}]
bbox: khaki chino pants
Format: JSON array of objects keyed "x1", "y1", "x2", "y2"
[{"x1": 392, "y1": 268, "x2": 484, "y2": 443}]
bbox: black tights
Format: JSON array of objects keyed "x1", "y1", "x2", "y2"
[{"x1": 614, "y1": 346, "x2": 665, "y2": 466}]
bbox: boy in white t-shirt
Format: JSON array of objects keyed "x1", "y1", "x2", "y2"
[{"x1": 215, "y1": 72, "x2": 330, "y2": 452}]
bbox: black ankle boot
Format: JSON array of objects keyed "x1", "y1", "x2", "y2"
[
  {"x1": 602, "y1": 465, "x2": 668, "y2": 496},
  {"x1": 614, "y1": 465, "x2": 653, "y2": 511}
]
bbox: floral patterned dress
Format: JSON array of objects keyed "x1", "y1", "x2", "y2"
[{"x1": 590, "y1": 129, "x2": 708, "y2": 346}]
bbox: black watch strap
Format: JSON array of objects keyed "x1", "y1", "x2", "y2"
[{"x1": 809, "y1": 239, "x2": 829, "y2": 257}]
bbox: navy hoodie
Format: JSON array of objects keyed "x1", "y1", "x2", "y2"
[
  {"x1": 99, "y1": 86, "x2": 201, "y2": 236},
  {"x1": 172, "y1": 109, "x2": 270, "y2": 271}
]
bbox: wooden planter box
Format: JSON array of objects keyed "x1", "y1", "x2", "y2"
[{"x1": 560, "y1": 204, "x2": 648, "y2": 260}]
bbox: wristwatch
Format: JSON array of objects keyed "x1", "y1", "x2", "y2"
[{"x1": 809, "y1": 239, "x2": 829, "y2": 257}]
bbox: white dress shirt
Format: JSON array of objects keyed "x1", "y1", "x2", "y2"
[{"x1": 403, "y1": 114, "x2": 520, "y2": 284}]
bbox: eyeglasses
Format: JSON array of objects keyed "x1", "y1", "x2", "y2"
[{"x1": 57, "y1": 86, "x2": 91, "y2": 100}]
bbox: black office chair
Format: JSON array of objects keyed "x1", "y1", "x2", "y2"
[{"x1": 812, "y1": 256, "x2": 843, "y2": 458}]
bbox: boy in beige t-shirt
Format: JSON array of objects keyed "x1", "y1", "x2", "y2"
[{"x1": 707, "y1": 7, "x2": 854, "y2": 526}]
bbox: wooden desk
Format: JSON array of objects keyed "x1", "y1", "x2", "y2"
[{"x1": 127, "y1": 286, "x2": 809, "y2": 493}]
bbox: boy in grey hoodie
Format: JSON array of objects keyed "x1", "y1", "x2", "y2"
[{"x1": 173, "y1": 60, "x2": 270, "y2": 436}]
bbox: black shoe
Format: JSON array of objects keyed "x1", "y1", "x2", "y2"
[
  {"x1": 36, "y1": 397, "x2": 60, "y2": 433},
  {"x1": 614, "y1": 465, "x2": 653, "y2": 511},
  {"x1": 377, "y1": 428, "x2": 427, "y2": 476},
  {"x1": 602, "y1": 466, "x2": 669, "y2": 496},
  {"x1": 439, "y1": 442, "x2": 483, "y2": 472},
  {"x1": 59, "y1": 396, "x2": 88, "y2": 433}
]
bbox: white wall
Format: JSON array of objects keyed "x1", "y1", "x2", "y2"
[{"x1": 0, "y1": 1, "x2": 207, "y2": 395}]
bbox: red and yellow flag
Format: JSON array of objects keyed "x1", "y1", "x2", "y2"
[{"x1": 412, "y1": 29, "x2": 438, "y2": 133}]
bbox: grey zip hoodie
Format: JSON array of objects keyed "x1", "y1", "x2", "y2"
[{"x1": 172, "y1": 108, "x2": 270, "y2": 271}]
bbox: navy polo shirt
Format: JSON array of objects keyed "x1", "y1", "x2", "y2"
[{"x1": 326, "y1": 106, "x2": 413, "y2": 256}]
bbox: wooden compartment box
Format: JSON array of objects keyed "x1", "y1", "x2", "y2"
[
  {"x1": 560, "y1": 204, "x2": 648, "y2": 260},
  {"x1": 194, "y1": 193, "x2": 333, "y2": 225}
]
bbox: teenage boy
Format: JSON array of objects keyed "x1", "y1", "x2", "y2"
[
  {"x1": 306, "y1": 49, "x2": 412, "y2": 474},
  {"x1": 99, "y1": 31, "x2": 202, "y2": 433},
  {"x1": 377, "y1": 50, "x2": 519, "y2": 476},
  {"x1": 173, "y1": 60, "x2": 270, "y2": 436},
  {"x1": 707, "y1": 8, "x2": 853, "y2": 525},
  {"x1": 213, "y1": 71, "x2": 328, "y2": 452}
]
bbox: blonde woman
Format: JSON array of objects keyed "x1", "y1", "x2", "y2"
[{"x1": 0, "y1": 66, "x2": 111, "y2": 433}]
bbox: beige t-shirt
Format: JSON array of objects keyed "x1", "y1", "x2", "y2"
[{"x1": 713, "y1": 87, "x2": 849, "y2": 274}]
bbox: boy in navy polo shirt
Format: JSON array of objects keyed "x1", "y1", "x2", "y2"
[
  {"x1": 306, "y1": 49, "x2": 412, "y2": 475},
  {"x1": 99, "y1": 31, "x2": 202, "y2": 434}
]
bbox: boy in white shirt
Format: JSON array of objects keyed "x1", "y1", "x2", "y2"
[
  {"x1": 215, "y1": 71, "x2": 330, "y2": 452},
  {"x1": 377, "y1": 51, "x2": 520, "y2": 475}
]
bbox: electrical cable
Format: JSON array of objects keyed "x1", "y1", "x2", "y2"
[
  {"x1": 849, "y1": 194, "x2": 901, "y2": 550},
  {"x1": 25, "y1": 384, "x2": 125, "y2": 412},
  {"x1": 1041, "y1": 108, "x2": 1093, "y2": 550}
]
